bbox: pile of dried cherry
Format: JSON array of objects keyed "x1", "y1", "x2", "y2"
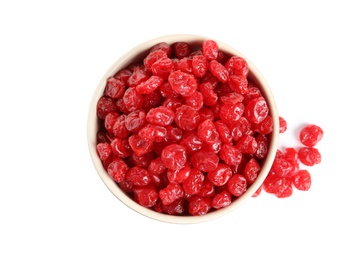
[
  {"x1": 95, "y1": 39, "x2": 323, "y2": 216},
  {"x1": 256, "y1": 120, "x2": 323, "y2": 198}
]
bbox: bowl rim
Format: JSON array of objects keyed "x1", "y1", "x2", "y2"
[{"x1": 87, "y1": 34, "x2": 279, "y2": 224}]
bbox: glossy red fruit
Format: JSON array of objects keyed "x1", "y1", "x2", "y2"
[
  {"x1": 114, "y1": 69, "x2": 132, "y2": 84},
  {"x1": 96, "y1": 142, "x2": 112, "y2": 161},
  {"x1": 192, "y1": 55, "x2": 208, "y2": 78},
  {"x1": 245, "y1": 97, "x2": 269, "y2": 124},
  {"x1": 110, "y1": 138, "x2": 132, "y2": 158},
  {"x1": 202, "y1": 40, "x2": 219, "y2": 60},
  {"x1": 167, "y1": 162, "x2": 191, "y2": 184},
  {"x1": 207, "y1": 163, "x2": 233, "y2": 186},
  {"x1": 209, "y1": 60, "x2": 229, "y2": 83},
  {"x1": 197, "y1": 177, "x2": 215, "y2": 197},
  {"x1": 136, "y1": 75, "x2": 164, "y2": 95},
  {"x1": 95, "y1": 39, "x2": 281, "y2": 213},
  {"x1": 159, "y1": 183, "x2": 184, "y2": 205},
  {"x1": 212, "y1": 191, "x2": 232, "y2": 209},
  {"x1": 263, "y1": 173, "x2": 293, "y2": 198},
  {"x1": 225, "y1": 56, "x2": 249, "y2": 77},
  {"x1": 146, "y1": 106, "x2": 175, "y2": 126},
  {"x1": 190, "y1": 150, "x2": 219, "y2": 172},
  {"x1": 236, "y1": 135, "x2": 258, "y2": 154},
  {"x1": 161, "y1": 144, "x2": 187, "y2": 170},
  {"x1": 227, "y1": 75, "x2": 248, "y2": 95},
  {"x1": 172, "y1": 42, "x2": 191, "y2": 59},
  {"x1": 219, "y1": 144, "x2": 242, "y2": 166},
  {"x1": 279, "y1": 116, "x2": 287, "y2": 133},
  {"x1": 255, "y1": 115, "x2": 273, "y2": 135},
  {"x1": 151, "y1": 57, "x2": 174, "y2": 79},
  {"x1": 271, "y1": 157, "x2": 293, "y2": 177},
  {"x1": 188, "y1": 196, "x2": 211, "y2": 216},
  {"x1": 298, "y1": 147, "x2": 321, "y2": 166},
  {"x1": 122, "y1": 87, "x2": 143, "y2": 112},
  {"x1": 185, "y1": 91, "x2": 203, "y2": 110},
  {"x1": 105, "y1": 77, "x2": 125, "y2": 99},
  {"x1": 243, "y1": 158, "x2": 261, "y2": 184},
  {"x1": 128, "y1": 134, "x2": 153, "y2": 156},
  {"x1": 227, "y1": 174, "x2": 247, "y2": 197},
  {"x1": 182, "y1": 168, "x2": 205, "y2": 195},
  {"x1": 300, "y1": 124, "x2": 323, "y2": 147},
  {"x1": 106, "y1": 157, "x2": 129, "y2": 183},
  {"x1": 255, "y1": 134, "x2": 268, "y2": 159},
  {"x1": 174, "y1": 105, "x2": 201, "y2": 131},
  {"x1": 127, "y1": 66, "x2": 150, "y2": 88},
  {"x1": 133, "y1": 185, "x2": 159, "y2": 208},
  {"x1": 214, "y1": 120, "x2": 233, "y2": 144},
  {"x1": 124, "y1": 110, "x2": 146, "y2": 132},
  {"x1": 168, "y1": 70, "x2": 198, "y2": 97},
  {"x1": 197, "y1": 119, "x2": 219, "y2": 144},
  {"x1": 97, "y1": 96, "x2": 117, "y2": 119},
  {"x1": 219, "y1": 103, "x2": 245, "y2": 125},
  {"x1": 150, "y1": 42, "x2": 172, "y2": 56},
  {"x1": 125, "y1": 166, "x2": 151, "y2": 187},
  {"x1": 147, "y1": 157, "x2": 166, "y2": 175},
  {"x1": 138, "y1": 124, "x2": 167, "y2": 142},
  {"x1": 144, "y1": 50, "x2": 168, "y2": 71},
  {"x1": 292, "y1": 169, "x2": 312, "y2": 191}
]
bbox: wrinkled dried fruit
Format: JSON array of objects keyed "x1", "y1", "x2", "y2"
[
  {"x1": 96, "y1": 39, "x2": 279, "y2": 216},
  {"x1": 300, "y1": 124, "x2": 323, "y2": 147}
]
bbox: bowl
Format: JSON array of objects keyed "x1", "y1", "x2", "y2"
[{"x1": 87, "y1": 34, "x2": 279, "y2": 224}]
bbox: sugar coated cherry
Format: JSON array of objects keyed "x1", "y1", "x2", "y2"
[{"x1": 96, "y1": 39, "x2": 279, "y2": 216}]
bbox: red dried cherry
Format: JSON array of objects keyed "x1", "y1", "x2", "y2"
[
  {"x1": 182, "y1": 168, "x2": 205, "y2": 195},
  {"x1": 192, "y1": 55, "x2": 208, "y2": 78},
  {"x1": 105, "y1": 77, "x2": 125, "y2": 99},
  {"x1": 133, "y1": 185, "x2": 158, "y2": 208},
  {"x1": 96, "y1": 142, "x2": 112, "y2": 161},
  {"x1": 245, "y1": 96, "x2": 268, "y2": 124},
  {"x1": 161, "y1": 144, "x2": 187, "y2": 170},
  {"x1": 292, "y1": 169, "x2": 312, "y2": 191},
  {"x1": 146, "y1": 106, "x2": 175, "y2": 126},
  {"x1": 174, "y1": 105, "x2": 201, "y2": 131},
  {"x1": 227, "y1": 174, "x2": 247, "y2": 197},
  {"x1": 95, "y1": 39, "x2": 285, "y2": 215},
  {"x1": 190, "y1": 150, "x2": 219, "y2": 172},
  {"x1": 168, "y1": 70, "x2": 198, "y2": 97},
  {"x1": 159, "y1": 183, "x2": 184, "y2": 205},
  {"x1": 107, "y1": 157, "x2": 129, "y2": 183},
  {"x1": 188, "y1": 196, "x2": 211, "y2": 216},
  {"x1": 207, "y1": 163, "x2": 232, "y2": 186},
  {"x1": 202, "y1": 40, "x2": 219, "y2": 60},
  {"x1": 97, "y1": 96, "x2": 117, "y2": 119},
  {"x1": 300, "y1": 124, "x2": 323, "y2": 147},
  {"x1": 209, "y1": 60, "x2": 229, "y2": 83},
  {"x1": 136, "y1": 75, "x2": 164, "y2": 95},
  {"x1": 125, "y1": 166, "x2": 151, "y2": 187},
  {"x1": 212, "y1": 191, "x2": 232, "y2": 209},
  {"x1": 172, "y1": 42, "x2": 191, "y2": 59},
  {"x1": 298, "y1": 147, "x2": 321, "y2": 166},
  {"x1": 243, "y1": 158, "x2": 261, "y2": 184}
]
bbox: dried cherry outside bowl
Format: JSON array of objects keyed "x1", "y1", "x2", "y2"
[{"x1": 87, "y1": 34, "x2": 279, "y2": 224}]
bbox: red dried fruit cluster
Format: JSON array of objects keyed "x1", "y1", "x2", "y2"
[
  {"x1": 96, "y1": 39, "x2": 275, "y2": 216},
  {"x1": 253, "y1": 119, "x2": 323, "y2": 198}
]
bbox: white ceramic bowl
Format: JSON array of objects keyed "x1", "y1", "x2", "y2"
[{"x1": 87, "y1": 34, "x2": 279, "y2": 224}]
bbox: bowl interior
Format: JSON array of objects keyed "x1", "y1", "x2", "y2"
[{"x1": 87, "y1": 34, "x2": 279, "y2": 224}]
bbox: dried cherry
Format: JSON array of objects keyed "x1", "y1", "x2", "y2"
[{"x1": 95, "y1": 39, "x2": 281, "y2": 216}]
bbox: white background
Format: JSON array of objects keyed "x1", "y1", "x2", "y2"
[{"x1": 1, "y1": 0, "x2": 357, "y2": 259}]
